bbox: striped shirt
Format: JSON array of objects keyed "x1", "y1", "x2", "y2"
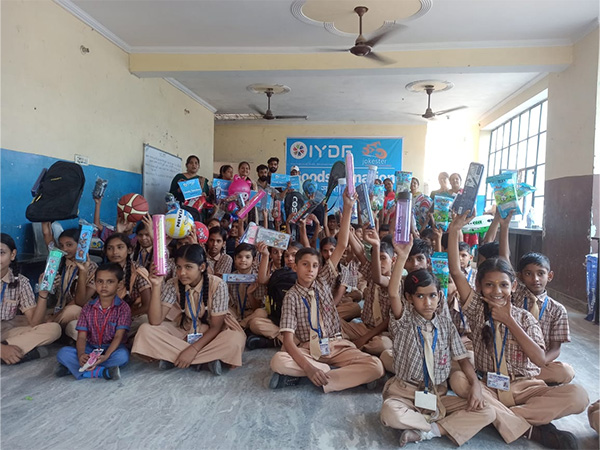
[{"x1": 1, "y1": 271, "x2": 36, "y2": 321}]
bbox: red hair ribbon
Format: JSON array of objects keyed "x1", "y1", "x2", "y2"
[{"x1": 411, "y1": 274, "x2": 419, "y2": 284}]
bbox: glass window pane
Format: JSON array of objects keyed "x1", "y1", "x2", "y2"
[
  {"x1": 495, "y1": 127, "x2": 502, "y2": 150},
  {"x1": 490, "y1": 130, "x2": 496, "y2": 153},
  {"x1": 509, "y1": 145, "x2": 517, "y2": 169},
  {"x1": 532, "y1": 196, "x2": 544, "y2": 226},
  {"x1": 519, "y1": 112, "x2": 529, "y2": 141},
  {"x1": 535, "y1": 164, "x2": 545, "y2": 196},
  {"x1": 501, "y1": 149, "x2": 509, "y2": 171},
  {"x1": 517, "y1": 141, "x2": 527, "y2": 169},
  {"x1": 537, "y1": 132, "x2": 546, "y2": 165},
  {"x1": 540, "y1": 101, "x2": 547, "y2": 132},
  {"x1": 503, "y1": 124, "x2": 511, "y2": 148},
  {"x1": 527, "y1": 136, "x2": 538, "y2": 167},
  {"x1": 529, "y1": 105, "x2": 541, "y2": 136},
  {"x1": 510, "y1": 119, "x2": 519, "y2": 145},
  {"x1": 525, "y1": 168, "x2": 535, "y2": 186}
]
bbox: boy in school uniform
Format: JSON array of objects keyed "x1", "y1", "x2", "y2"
[
  {"x1": 458, "y1": 241, "x2": 477, "y2": 289},
  {"x1": 269, "y1": 190, "x2": 384, "y2": 392},
  {"x1": 56, "y1": 263, "x2": 131, "y2": 380},
  {"x1": 511, "y1": 252, "x2": 574, "y2": 385},
  {"x1": 380, "y1": 239, "x2": 494, "y2": 447}
]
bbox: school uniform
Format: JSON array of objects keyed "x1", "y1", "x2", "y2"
[
  {"x1": 117, "y1": 261, "x2": 151, "y2": 335},
  {"x1": 227, "y1": 271, "x2": 279, "y2": 339},
  {"x1": 336, "y1": 259, "x2": 363, "y2": 321},
  {"x1": 449, "y1": 293, "x2": 588, "y2": 443},
  {"x1": 512, "y1": 282, "x2": 574, "y2": 384},
  {"x1": 132, "y1": 275, "x2": 245, "y2": 367},
  {"x1": 50, "y1": 259, "x2": 98, "y2": 340},
  {"x1": 207, "y1": 253, "x2": 233, "y2": 276},
  {"x1": 56, "y1": 296, "x2": 131, "y2": 379},
  {"x1": 270, "y1": 260, "x2": 384, "y2": 393},
  {"x1": 1, "y1": 271, "x2": 61, "y2": 355},
  {"x1": 589, "y1": 400, "x2": 599, "y2": 434},
  {"x1": 341, "y1": 261, "x2": 392, "y2": 355},
  {"x1": 380, "y1": 302, "x2": 495, "y2": 446},
  {"x1": 447, "y1": 292, "x2": 474, "y2": 371},
  {"x1": 462, "y1": 266, "x2": 477, "y2": 290},
  {"x1": 134, "y1": 248, "x2": 153, "y2": 271}
]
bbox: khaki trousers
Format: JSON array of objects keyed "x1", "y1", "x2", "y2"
[
  {"x1": 340, "y1": 320, "x2": 392, "y2": 355},
  {"x1": 537, "y1": 360, "x2": 575, "y2": 385},
  {"x1": 270, "y1": 339, "x2": 384, "y2": 393},
  {"x1": 2, "y1": 316, "x2": 61, "y2": 354},
  {"x1": 47, "y1": 304, "x2": 82, "y2": 340},
  {"x1": 336, "y1": 300, "x2": 361, "y2": 321},
  {"x1": 589, "y1": 400, "x2": 599, "y2": 434},
  {"x1": 131, "y1": 315, "x2": 246, "y2": 367},
  {"x1": 380, "y1": 348, "x2": 394, "y2": 373},
  {"x1": 450, "y1": 370, "x2": 589, "y2": 442},
  {"x1": 380, "y1": 377, "x2": 496, "y2": 446},
  {"x1": 239, "y1": 308, "x2": 280, "y2": 340}
]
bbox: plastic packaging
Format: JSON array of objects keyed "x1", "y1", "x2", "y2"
[
  {"x1": 39, "y1": 248, "x2": 66, "y2": 291},
  {"x1": 92, "y1": 177, "x2": 108, "y2": 199},
  {"x1": 452, "y1": 163, "x2": 484, "y2": 215},
  {"x1": 371, "y1": 184, "x2": 385, "y2": 212},
  {"x1": 79, "y1": 348, "x2": 104, "y2": 372},
  {"x1": 433, "y1": 194, "x2": 454, "y2": 231},
  {"x1": 222, "y1": 273, "x2": 258, "y2": 284},
  {"x1": 337, "y1": 178, "x2": 347, "y2": 213},
  {"x1": 345, "y1": 152, "x2": 355, "y2": 197},
  {"x1": 394, "y1": 192, "x2": 412, "y2": 244},
  {"x1": 357, "y1": 183, "x2": 376, "y2": 229},
  {"x1": 366, "y1": 165, "x2": 378, "y2": 194},
  {"x1": 516, "y1": 182, "x2": 536, "y2": 199},
  {"x1": 75, "y1": 224, "x2": 94, "y2": 262},
  {"x1": 236, "y1": 190, "x2": 266, "y2": 219},
  {"x1": 289, "y1": 191, "x2": 325, "y2": 224},
  {"x1": 462, "y1": 215, "x2": 494, "y2": 234},
  {"x1": 152, "y1": 215, "x2": 168, "y2": 276},
  {"x1": 413, "y1": 193, "x2": 432, "y2": 232},
  {"x1": 487, "y1": 172, "x2": 521, "y2": 218},
  {"x1": 431, "y1": 252, "x2": 449, "y2": 298},
  {"x1": 395, "y1": 171, "x2": 412, "y2": 195}
]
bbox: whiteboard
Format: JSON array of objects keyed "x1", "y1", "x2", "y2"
[{"x1": 143, "y1": 144, "x2": 182, "y2": 214}]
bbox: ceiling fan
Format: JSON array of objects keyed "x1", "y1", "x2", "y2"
[
  {"x1": 324, "y1": 6, "x2": 404, "y2": 65},
  {"x1": 412, "y1": 85, "x2": 467, "y2": 120},
  {"x1": 215, "y1": 88, "x2": 308, "y2": 121}
]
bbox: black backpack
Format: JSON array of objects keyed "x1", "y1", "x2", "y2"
[
  {"x1": 26, "y1": 161, "x2": 85, "y2": 222},
  {"x1": 265, "y1": 267, "x2": 297, "y2": 326}
]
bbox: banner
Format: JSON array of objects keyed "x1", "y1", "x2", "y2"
[{"x1": 285, "y1": 137, "x2": 403, "y2": 200}]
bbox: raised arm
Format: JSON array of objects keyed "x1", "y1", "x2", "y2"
[
  {"x1": 348, "y1": 227, "x2": 368, "y2": 266},
  {"x1": 93, "y1": 198, "x2": 104, "y2": 232},
  {"x1": 482, "y1": 209, "x2": 500, "y2": 244},
  {"x1": 74, "y1": 260, "x2": 96, "y2": 306},
  {"x1": 388, "y1": 237, "x2": 412, "y2": 319},
  {"x1": 498, "y1": 210, "x2": 513, "y2": 263},
  {"x1": 363, "y1": 229, "x2": 388, "y2": 287},
  {"x1": 147, "y1": 267, "x2": 168, "y2": 325},
  {"x1": 448, "y1": 212, "x2": 475, "y2": 306},
  {"x1": 329, "y1": 189, "x2": 356, "y2": 268},
  {"x1": 41, "y1": 222, "x2": 55, "y2": 248},
  {"x1": 256, "y1": 242, "x2": 271, "y2": 285},
  {"x1": 297, "y1": 219, "x2": 311, "y2": 249}
]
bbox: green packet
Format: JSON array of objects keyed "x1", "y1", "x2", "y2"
[{"x1": 431, "y1": 252, "x2": 449, "y2": 298}]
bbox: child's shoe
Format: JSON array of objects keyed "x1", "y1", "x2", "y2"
[
  {"x1": 528, "y1": 423, "x2": 578, "y2": 449},
  {"x1": 158, "y1": 360, "x2": 175, "y2": 370},
  {"x1": 269, "y1": 372, "x2": 302, "y2": 389},
  {"x1": 54, "y1": 363, "x2": 70, "y2": 377},
  {"x1": 20, "y1": 346, "x2": 49, "y2": 363},
  {"x1": 103, "y1": 366, "x2": 121, "y2": 381},
  {"x1": 207, "y1": 360, "x2": 222, "y2": 376},
  {"x1": 246, "y1": 334, "x2": 277, "y2": 350}
]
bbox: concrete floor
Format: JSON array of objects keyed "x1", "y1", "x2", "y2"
[{"x1": 1, "y1": 308, "x2": 598, "y2": 450}]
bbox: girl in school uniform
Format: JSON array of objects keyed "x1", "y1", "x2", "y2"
[
  {"x1": 103, "y1": 233, "x2": 151, "y2": 334},
  {"x1": 447, "y1": 212, "x2": 589, "y2": 448},
  {"x1": 132, "y1": 244, "x2": 245, "y2": 374},
  {"x1": 1, "y1": 233, "x2": 61, "y2": 364},
  {"x1": 206, "y1": 226, "x2": 233, "y2": 277},
  {"x1": 41, "y1": 223, "x2": 97, "y2": 339},
  {"x1": 131, "y1": 217, "x2": 153, "y2": 271}
]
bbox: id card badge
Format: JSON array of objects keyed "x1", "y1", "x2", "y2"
[
  {"x1": 187, "y1": 333, "x2": 203, "y2": 345},
  {"x1": 415, "y1": 391, "x2": 437, "y2": 411},
  {"x1": 487, "y1": 372, "x2": 510, "y2": 391},
  {"x1": 319, "y1": 338, "x2": 331, "y2": 356}
]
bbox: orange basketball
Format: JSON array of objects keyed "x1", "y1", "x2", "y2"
[{"x1": 117, "y1": 193, "x2": 148, "y2": 223}]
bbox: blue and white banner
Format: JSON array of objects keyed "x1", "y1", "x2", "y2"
[{"x1": 285, "y1": 137, "x2": 403, "y2": 198}]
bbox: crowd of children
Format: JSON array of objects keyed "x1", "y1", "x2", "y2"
[{"x1": 1, "y1": 158, "x2": 598, "y2": 449}]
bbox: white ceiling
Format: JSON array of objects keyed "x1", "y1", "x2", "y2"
[{"x1": 61, "y1": 0, "x2": 599, "y2": 124}]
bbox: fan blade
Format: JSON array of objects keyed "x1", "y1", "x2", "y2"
[
  {"x1": 364, "y1": 24, "x2": 406, "y2": 48},
  {"x1": 214, "y1": 113, "x2": 264, "y2": 121},
  {"x1": 274, "y1": 115, "x2": 308, "y2": 120},
  {"x1": 249, "y1": 104, "x2": 266, "y2": 116},
  {"x1": 318, "y1": 48, "x2": 351, "y2": 53},
  {"x1": 434, "y1": 106, "x2": 468, "y2": 116},
  {"x1": 364, "y1": 51, "x2": 394, "y2": 65}
]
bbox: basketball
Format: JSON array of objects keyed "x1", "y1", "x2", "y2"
[
  {"x1": 117, "y1": 193, "x2": 148, "y2": 223},
  {"x1": 165, "y1": 208, "x2": 194, "y2": 239}
]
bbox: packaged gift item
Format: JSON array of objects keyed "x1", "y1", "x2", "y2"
[
  {"x1": 487, "y1": 172, "x2": 521, "y2": 218},
  {"x1": 433, "y1": 194, "x2": 454, "y2": 231},
  {"x1": 289, "y1": 191, "x2": 325, "y2": 224},
  {"x1": 394, "y1": 192, "x2": 412, "y2": 244},
  {"x1": 222, "y1": 273, "x2": 258, "y2": 284},
  {"x1": 153, "y1": 215, "x2": 168, "y2": 276},
  {"x1": 255, "y1": 227, "x2": 291, "y2": 250},
  {"x1": 452, "y1": 162, "x2": 484, "y2": 215},
  {"x1": 92, "y1": 177, "x2": 108, "y2": 199},
  {"x1": 237, "y1": 190, "x2": 266, "y2": 219},
  {"x1": 395, "y1": 171, "x2": 413, "y2": 195},
  {"x1": 345, "y1": 152, "x2": 356, "y2": 197},
  {"x1": 75, "y1": 223, "x2": 94, "y2": 262},
  {"x1": 371, "y1": 184, "x2": 385, "y2": 212},
  {"x1": 431, "y1": 252, "x2": 449, "y2": 298},
  {"x1": 39, "y1": 248, "x2": 66, "y2": 292},
  {"x1": 356, "y1": 183, "x2": 376, "y2": 229}
]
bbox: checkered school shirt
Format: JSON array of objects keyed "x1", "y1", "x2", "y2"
[
  {"x1": 360, "y1": 261, "x2": 392, "y2": 328},
  {"x1": 389, "y1": 301, "x2": 468, "y2": 385},
  {"x1": 207, "y1": 253, "x2": 233, "y2": 276},
  {"x1": 228, "y1": 270, "x2": 267, "y2": 321},
  {"x1": 464, "y1": 292, "x2": 545, "y2": 378},
  {"x1": 279, "y1": 260, "x2": 341, "y2": 343},
  {"x1": 52, "y1": 260, "x2": 98, "y2": 309},
  {"x1": 463, "y1": 266, "x2": 477, "y2": 290},
  {"x1": 340, "y1": 259, "x2": 361, "y2": 289},
  {"x1": 512, "y1": 281, "x2": 570, "y2": 347},
  {"x1": 448, "y1": 292, "x2": 471, "y2": 337},
  {"x1": 116, "y1": 261, "x2": 151, "y2": 306},
  {"x1": 161, "y1": 275, "x2": 229, "y2": 332},
  {"x1": 1, "y1": 271, "x2": 36, "y2": 321},
  {"x1": 75, "y1": 296, "x2": 131, "y2": 347}
]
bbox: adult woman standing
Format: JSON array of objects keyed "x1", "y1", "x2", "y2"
[
  {"x1": 237, "y1": 161, "x2": 255, "y2": 190},
  {"x1": 429, "y1": 171, "x2": 450, "y2": 200},
  {"x1": 169, "y1": 155, "x2": 208, "y2": 204}
]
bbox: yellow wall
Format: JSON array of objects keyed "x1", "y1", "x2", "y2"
[
  {"x1": 1, "y1": 0, "x2": 214, "y2": 177},
  {"x1": 214, "y1": 122, "x2": 428, "y2": 178}
]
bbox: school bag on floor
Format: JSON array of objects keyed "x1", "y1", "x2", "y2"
[
  {"x1": 265, "y1": 266, "x2": 297, "y2": 326},
  {"x1": 26, "y1": 161, "x2": 85, "y2": 222}
]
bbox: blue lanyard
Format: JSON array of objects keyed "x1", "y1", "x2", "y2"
[
  {"x1": 237, "y1": 286, "x2": 248, "y2": 319},
  {"x1": 417, "y1": 326, "x2": 438, "y2": 393},
  {"x1": 301, "y1": 291, "x2": 322, "y2": 339},
  {"x1": 458, "y1": 305, "x2": 467, "y2": 330},
  {"x1": 524, "y1": 296, "x2": 548, "y2": 320},
  {"x1": 138, "y1": 250, "x2": 149, "y2": 268},
  {"x1": 0, "y1": 283, "x2": 6, "y2": 306},
  {"x1": 59, "y1": 266, "x2": 78, "y2": 308},
  {"x1": 185, "y1": 290, "x2": 203, "y2": 334},
  {"x1": 467, "y1": 268, "x2": 473, "y2": 283},
  {"x1": 489, "y1": 316, "x2": 508, "y2": 374}
]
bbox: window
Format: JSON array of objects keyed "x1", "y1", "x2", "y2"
[{"x1": 485, "y1": 99, "x2": 547, "y2": 226}]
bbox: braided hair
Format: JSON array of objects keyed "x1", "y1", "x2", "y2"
[
  {"x1": 132, "y1": 221, "x2": 153, "y2": 268},
  {"x1": 175, "y1": 244, "x2": 209, "y2": 326},
  {"x1": 104, "y1": 233, "x2": 133, "y2": 305},
  {"x1": 1, "y1": 233, "x2": 20, "y2": 288},
  {"x1": 56, "y1": 228, "x2": 80, "y2": 285},
  {"x1": 476, "y1": 257, "x2": 516, "y2": 350}
]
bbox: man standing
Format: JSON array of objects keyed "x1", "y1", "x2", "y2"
[{"x1": 267, "y1": 157, "x2": 279, "y2": 183}]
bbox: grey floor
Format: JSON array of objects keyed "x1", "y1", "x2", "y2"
[{"x1": 1, "y1": 309, "x2": 599, "y2": 450}]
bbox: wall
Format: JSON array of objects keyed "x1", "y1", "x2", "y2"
[
  {"x1": 1, "y1": 0, "x2": 215, "y2": 251},
  {"x1": 214, "y1": 122, "x2": 428, "y2": 179}
]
